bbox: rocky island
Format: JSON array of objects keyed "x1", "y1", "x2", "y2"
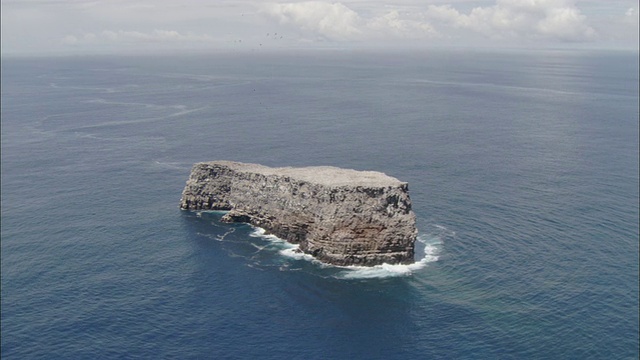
[{"x1": 180, "y1": 161, "x2": 417, "y2": 266}]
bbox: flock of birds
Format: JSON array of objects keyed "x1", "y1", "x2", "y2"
[{"x1": 232, "y1": 32, "x2": 285, "y2": 47}]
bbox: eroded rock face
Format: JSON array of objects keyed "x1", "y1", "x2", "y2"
[{"x1": 180, "y1": 161, "x2": 417, "y2": 266}]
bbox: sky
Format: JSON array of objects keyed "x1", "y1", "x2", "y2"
[{"x1": 1, "y1": 0, "x2": 638, "y2": 55}]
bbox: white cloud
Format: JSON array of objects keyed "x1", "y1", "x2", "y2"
[
  {"x1": 425, "y1": 0, "x2": 596, "y2": 42},
  {"x1": 264, "y1": 2, "x2": 363, "y2": 40},
  {"x1": 623, "y1": 6, "x2": 639, "y2": 25},
  {"x1": 262, "y1": 1, "x2": 599, "y2": 45},
  {"x1": 2, "y1": 0, "x2": 638, "y2": 54},
  {"x1": 625, "y1": 7, "x2": 636, "y2": 17},
  {"x1": 367, "y1": 10, "x2": 438, "y2": 39},
  {"x1": 263, "y1": 2, "x2": 440, "y2": 42},
  {"x1": 536, "y1": 7, "x2": 595, "y2": 41}
]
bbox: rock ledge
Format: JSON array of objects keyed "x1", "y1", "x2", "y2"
[{"x1": 180, "y1": 161, "x2": 417, "y2": 266}]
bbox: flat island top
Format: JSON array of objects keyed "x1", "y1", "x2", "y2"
[{"x1": 200, "y1": 161, "x2": 407, "y2": 188}]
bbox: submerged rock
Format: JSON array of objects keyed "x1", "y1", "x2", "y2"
[{"x1": 180, "y1": 161, "x2": 417, "y2": 266}]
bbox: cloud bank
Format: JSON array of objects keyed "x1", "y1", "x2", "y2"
[
  {"x1": 262, "y1": 0, "x2": 599, "y2": 44},
  {"x1": 1, "y1": 0, "x2": 637, "y2": 54},
  {"x1": 265, "y1": 2, "x2": 362, "y2": 40}
]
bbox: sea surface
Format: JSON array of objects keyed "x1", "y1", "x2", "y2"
[{"x1": 1, "y1": 49, "x2": 638, "y2": 359}]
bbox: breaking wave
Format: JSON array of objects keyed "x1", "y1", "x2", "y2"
[
  {"x1": 246, "y1": 224, "x2": 450, "y2": 279},
  {"x1": 334, "y1": 236, "x2": 442, "y2": 279}
]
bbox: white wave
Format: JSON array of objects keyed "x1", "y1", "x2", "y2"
[
  {"x1": 335, "y1": 238, "x2": 442, "y2": 279},
  {"x1": 247, "y1": 224, "x2": 446, "y2": 279},
  {"x1": 277, "y1": 245, "x2": 332, "y2": 269},
  {"x1": 248, "y1": 227, "x2": 327, "y2": 265},
  {"x1": 279, "y1": 246, "x2": 317, "y2": 262},
  {"x1": 248, "y1": 227, "x2": 286, "y2": 243}
]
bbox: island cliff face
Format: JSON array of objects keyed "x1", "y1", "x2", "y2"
[{"x1": 180, "y1": 161, "x2": 417, "y2": 266}]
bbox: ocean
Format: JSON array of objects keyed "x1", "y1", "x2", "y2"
[{"x1": 1, "y1": 49, "x2": 638, "y2": 359}]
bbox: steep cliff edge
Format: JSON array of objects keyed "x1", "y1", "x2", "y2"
[{"x1": 180, "y1": 161, "x2": 417, "y2": 266}]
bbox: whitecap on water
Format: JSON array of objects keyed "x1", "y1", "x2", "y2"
[
  {"x1": 248, "y1": 227, "x2": 285, "y2": 243},
  {"x1": 247, "y1": 228, "x2": 319, "y2": 262},
  {"x1": 245, "y1": 224, "x2": 448, "y2": 279},
  {"x1": 334, "y1": 237, "x2": 442, "y2": 279},
  {"x1": 279, "y1": 246, "x2": 319, "y2": 263}
]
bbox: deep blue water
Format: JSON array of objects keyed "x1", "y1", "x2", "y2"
[{"x1": 2, "y1": 49, "x2": 638, "y2": 359}]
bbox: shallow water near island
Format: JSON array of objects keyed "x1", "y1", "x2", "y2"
[{"x1": 2, "y1": 49, "x2": 638, "y2": 359}]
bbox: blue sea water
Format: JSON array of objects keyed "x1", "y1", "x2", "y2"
[{"x1": 1, "y1": 49, "x2": 638, "y2": 359}]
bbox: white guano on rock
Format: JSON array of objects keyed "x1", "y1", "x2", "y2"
[{"x1": 180, "y1": 161, "x2": 417, "y2": 266}]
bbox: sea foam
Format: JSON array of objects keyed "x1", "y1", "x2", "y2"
[
  {"x1": 334, "y1": 235, "x2": 442, "y2": 279},
  {"x1": 247, "y1": 225, "x2": 445, "y2": 279}
]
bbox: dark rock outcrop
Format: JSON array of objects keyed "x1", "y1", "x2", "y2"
[{"x1": 180, "y1": 161, "x2": 417, "y2": 266}]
